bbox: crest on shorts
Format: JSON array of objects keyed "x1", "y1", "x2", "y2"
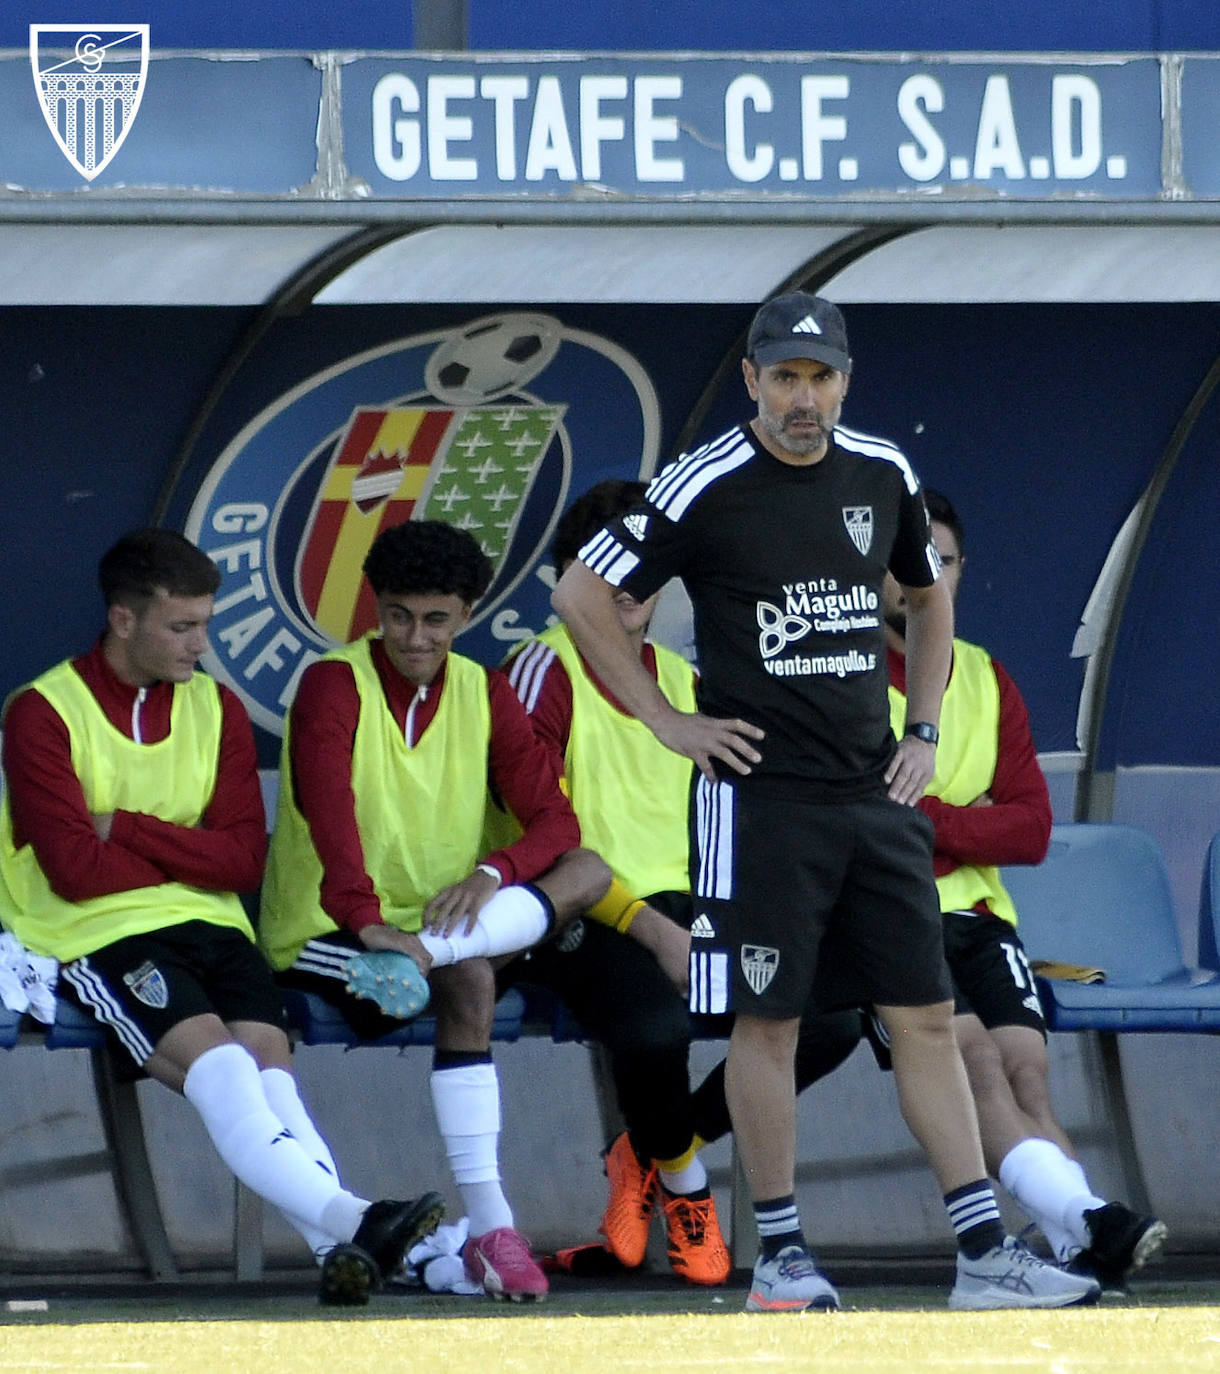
[
  {"x1": 740, "y1": 944, "x2": 779, "y2": 995},
  {"x1": 554, "y1": 917, "x2": 586, "y2": 955},
  {"x1": 122, "y1": 959, "x2": 168, "y2": 1010},
  {"x1": 843, "y1": 505, "x2": 874, "y2": 557},
  {"x1": 30, "y1": 25, "x2": 150, "y2": 181}
]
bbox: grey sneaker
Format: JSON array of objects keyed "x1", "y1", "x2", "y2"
[
  {"x1": 746, "y1": 1245, "x2": 840, "y2": 1312},
  {"x1": 950, "y1": 1237, "x2": 1101, "y2": 1310}
]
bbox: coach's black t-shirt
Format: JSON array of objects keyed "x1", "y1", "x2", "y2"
[{"x1": 578, "y1": 423, "x2": 938, "y2": 800}]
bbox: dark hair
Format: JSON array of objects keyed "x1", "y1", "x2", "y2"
[
  {"x1": 363, "y1": 520, "x2": 492, "y2": 605},
  {"x1": 923, "y1": 487, "x2": 964, "y2": 556},
  {"x1": 98, "y1": 528, "x2": 221, "y2": 608},
  {"x1": 551, "y1": 479, "x2": 648, "y2": 574}
]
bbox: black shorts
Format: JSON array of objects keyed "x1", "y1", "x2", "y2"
[
  {"x1": 498, "y1": 889, "x2": 733, "y2": 1042},
  {"x1": 278, "y1": 932, "x2": 409, "y2": 1040},
  {"x1": 59, "y1": 920, "x2": 288, "y2": 1066},
  {"x1": 688, "y1": 781, "x2": 952, "y2": 1020},
  {"x1": 943, "y1": 908, "x2": 1048, "y2": 1037}
]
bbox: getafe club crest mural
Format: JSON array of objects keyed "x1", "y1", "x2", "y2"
[{"x1": 186, "y1": 313, "x2": 661, "y2": 735}]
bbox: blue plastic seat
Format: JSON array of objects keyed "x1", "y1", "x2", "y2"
[
  {"x1": 1002, "y1": 822, "x2": 1220, "y2": 1032},
  {"x1": 42, "y1": 999, "x2": 111, "y2": 1049},
  {"x1": 0, "y1": 1006, "x2": 23, "y2": 1049},
  {"x1": 281, "y1": 985, "x2": 527, "y2": 1048}
]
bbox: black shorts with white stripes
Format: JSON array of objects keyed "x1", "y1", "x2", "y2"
[
  {"x1": 59, "y1": 920, "x2": 288, "y2": 1066},
  {"x1": 277, "y1": 931, "x2": 407, "y2": 1039},
  {"x1": 943, "y1": 908, "x2": 1048, "y2": 1035},
  {"x1": 688, "y1": 779, "x2": 951, "y2": 1019}
]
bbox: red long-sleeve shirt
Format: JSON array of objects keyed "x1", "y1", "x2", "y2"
[
  {"x1": 887, "y1": 645, "x2": 1051, "y2": 888},
  {"x1": 506, "y1": 637, "x2": 664, "y2": 764},
  {"x1": 3, "y1": 641, "x2": 267, "y2": 902},
  {"x1": 284, "y1": 640, "x2": 580, "y2": 936}
]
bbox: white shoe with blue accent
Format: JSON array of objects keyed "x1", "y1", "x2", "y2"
[
  {"x1": 746, "y1": 1245, "x2": 840, "y2": 1312},
  {"x1": 950, "y1": 1236, "x2": 1101, "y2": 1310}
]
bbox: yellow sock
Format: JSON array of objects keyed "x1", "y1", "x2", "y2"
[{"x1": 654, "y1": 1141, "x2": 699, "y2": 1175}]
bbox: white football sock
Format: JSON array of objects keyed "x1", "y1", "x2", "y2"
[
  {"x1": 1057, "y1": 1157, "x2": 1108, "y2": 1255},
  {"x1": 430, "y1": 1061, "x2": 513, "y2": 1236},
  {"x1": 259, "y1": 1066, "x2": 345, "y2": 1261},
  {"x1": 659, "y1": 1156, "x2": 708, "y2": 1197},
  {"x1": 419, "y1": 886, "x2": 548, "y2": 968},
  {"x1": 998, "y1": 1136, "x2": 1104, "y2": 1260},
  {"x1": 183, "y1": 1043, "x2": 366, "y2": 1245},
  {"x1": 259, "y1": 1067, "x2": 339, "y2": 1179}
]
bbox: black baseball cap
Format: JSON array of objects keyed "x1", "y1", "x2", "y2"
[{"x1": 747, "y1": 292, "x2": 852, "y2": 374}]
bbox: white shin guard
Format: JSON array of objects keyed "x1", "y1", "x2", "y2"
[{"x1": 419, "y1": 885, "x2": 548, "y2": 967}]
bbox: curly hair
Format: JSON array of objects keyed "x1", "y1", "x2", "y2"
[
  {"x1": 551, "y1": 479, "x2": 649, "y2": 574},
  {"x1": 98, "y1": 528, "x2": 221, "y2": 608},
  {"x1": 363, "y1": 520, "x2": 493, "y2": 605}
]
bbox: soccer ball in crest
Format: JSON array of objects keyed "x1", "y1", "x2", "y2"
[{"x1": 424, "y1": 313, "x2": 562, "y2": 405}]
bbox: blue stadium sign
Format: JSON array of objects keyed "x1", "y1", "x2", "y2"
[
  {"x1": 5, "y1": 46, "x2": 1219, "y2": 202},
  {"x1": 342, "y1": 55, "x2": 1164, "y2": 200},
  {"x1": 1181, "y1": 58, "x2": 1220, "y2": 195}
]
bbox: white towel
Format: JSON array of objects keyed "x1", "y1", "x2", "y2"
[
  {"x1": 403, "y1": 1217, "x2": 484, "y2": 1295},
  {"x1": 0, "y1": 931, "x2": 58, "y2": 1024}
]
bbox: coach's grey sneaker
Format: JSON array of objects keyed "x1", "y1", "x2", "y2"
[
  {"x1": 746, "y1": 1245, "x2": 840, "y2": 1312},
  {"x1": 950, "y1": 1236, "x2": 1100, "y2": 1310}
]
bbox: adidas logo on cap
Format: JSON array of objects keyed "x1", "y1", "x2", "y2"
[{"x1": 747, "y1": 291, "x2": 851, "y2": 373}]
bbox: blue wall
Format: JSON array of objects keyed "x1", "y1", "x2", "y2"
[
  {"x1": 5, "y1": 299, "x2": 1216, "y2": 776},
  {"x1": 471, "y1": 2, "x2": 1220, "y2": 56},
  {"x1": 1, "y1": 2, "x2": 1218, "y2": 52}
]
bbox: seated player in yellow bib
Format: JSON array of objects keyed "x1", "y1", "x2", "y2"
[
  {"x1": 880, "y1": 489, "x2": 1166, "y2": 1292},
  {"x1": 260, "y1": 519, "x2": 609, "y2": 1302},
  {"x1": 0, "y1": 528, "x2": 443, "y2": 1307}
]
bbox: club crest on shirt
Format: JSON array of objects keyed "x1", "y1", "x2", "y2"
[
  {"x1": 843, "y1": 505, "x2": 874, "y2": 556},
  {"x1": 123, "y1": 960, "x2": 169, "y2": 1010},
  {"x1": 182, "y1": 312, "x2": 661, "y2": 737},
  {"x1": 741, "y1": 944, "x2": 779, "y2": 995}
]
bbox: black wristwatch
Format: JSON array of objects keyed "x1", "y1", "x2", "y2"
[{"x1": 905, "y1": 721, "x2": 939, "y2": 746}]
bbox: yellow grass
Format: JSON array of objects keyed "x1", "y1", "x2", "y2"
[{"x1": 2, "y1": 1307, "x2": 1220, "y2": 1374}]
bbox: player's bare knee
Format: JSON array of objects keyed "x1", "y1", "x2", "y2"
[
  {"x1": 230, "y1": 1019, "x2": 293, "y2": 1071},
  {"x1": 730, "y1": 1012, "x2": 801, "y2": 1066},
  {"x1": 877, "y1": 999, "x2": 956, "y2": 1048},
  {"x1": 537, "y1": 847, "x2": 612, "y2": 920}
]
